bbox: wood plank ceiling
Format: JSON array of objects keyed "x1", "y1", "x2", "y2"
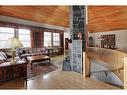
[
  {"x1": 0, "y1": 6, "x2": 69, "y2": 27},
  {"x1": 88, "y1": 6, "x2": 127, "y2": 32}
]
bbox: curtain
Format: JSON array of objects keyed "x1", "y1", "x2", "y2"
[
  {"x1": 0, "y1": 21, "x2": 64, "y2": 49},
  {"x1": 31, "y1": 28, "x2": 43, "y2": 48},
  {"x1": 60, "y1": 32, "x2": 64, "y2": 54}
]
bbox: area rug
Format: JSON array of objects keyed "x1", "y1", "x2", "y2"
[{"x1": 27, "y1": 62, "x2": 58, "y2": 79}]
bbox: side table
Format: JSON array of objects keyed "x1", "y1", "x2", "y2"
[
  {"x1": 47, "y1": 48, "x2": 53, "y2": 57},
  {"x1": 0, "y1": 60, "x2": 27, "y2": 82}
]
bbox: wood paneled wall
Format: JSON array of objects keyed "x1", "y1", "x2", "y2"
[
  {"x1": 0, "y1": 6, "x2": 69, "y2": 27},
  {"x1": 88, "y1": 6, "x2": 127, "y2": 32}
]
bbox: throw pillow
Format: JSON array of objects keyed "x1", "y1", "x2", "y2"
[
  {"x1": 0, "y1": 52, "x2": 7, "y2": 60},
  {"x1": 0, "y1": 55, "x2": 4, "y2": 61}
]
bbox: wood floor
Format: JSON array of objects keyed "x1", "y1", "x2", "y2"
[
  {"x1": 0, "y1": 78, "x2": 26, "y2": 89},
  {"x1": 27, "y1": 70, "x2": 120, "y2": 89},
  {"x1": 0, "y1": 55, "x2": 120, "y2": 89}
]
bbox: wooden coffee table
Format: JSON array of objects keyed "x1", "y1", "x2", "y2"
[{"x1": 27, "y1": 55, "x2": 51, "y2": 69}]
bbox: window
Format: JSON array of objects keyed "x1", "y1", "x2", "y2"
[
  {"x1": 18, "y1": 29, "x2": 31, "y2": 47},
  {"x1": 0, "y1": 27, "x2": 14, "y2": 48},
  {"x1": 44, "y1": 32, "x2": 60, "y2": 47},
  {"x1": 53, "y1": 33, "x2": 60, "y2": 46},
  {"x1": 44, "y1": 32, "x2": 52, "y2": 46}
]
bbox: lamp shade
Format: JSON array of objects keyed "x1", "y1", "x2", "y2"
[
  {"x1": 124, "y1": 57, "x2": 127, "y2": 64},
  {"x1": 4, "y1": 37, "x2": 23, "y2": 49}
]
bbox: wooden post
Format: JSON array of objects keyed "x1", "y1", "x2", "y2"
[
  {"x1": 83, "y1": 52, "x2": 86, "y2": 78},
  {"x1": 124, "y1": 57, "x2": 127, "y2": 89},
  {"x1": 83, "y1": 52, "x2": 91, "y2": 78}
]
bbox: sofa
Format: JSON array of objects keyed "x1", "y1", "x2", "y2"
[
  {"x1": 17, "y1": 47, "x2": 48, "y2": 59},
  {"x1": 0, "y1": 46, "x2": 62, "y2": 63}
]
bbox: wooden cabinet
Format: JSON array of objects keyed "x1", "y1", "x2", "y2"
[{"x1": 0, "y1": 60, "x2": 27, "y2": 82}]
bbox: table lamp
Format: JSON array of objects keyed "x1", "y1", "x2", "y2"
[
  {"x1": 123, "y1": 57, "x2": 127, "y2": 64},
  {"x1": 5, "y1": 37, "x2": 23, "y2": 63},
  {"x1": 47, "y1": 42, "x2": 52, "y2": 49}
]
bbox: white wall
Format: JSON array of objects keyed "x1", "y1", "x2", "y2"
[
  {"x1": 89, "y1": 30, "x2": 127, "y2": 50},
  {"x1": 91, "y1": 60, "x2": 123, "y2": 86},
  {"x1": 64, "y1": 28, "x2": 70, "y2": 39},
  {"x1": 64, "y1": 28, "x2": 70, "y2": 49},
  {"x1": 89, "y1": 30, "x2": 127, "y2": 86},
  {"x1": 0, "y1": 15, "x2": 67, "y2": 31}
]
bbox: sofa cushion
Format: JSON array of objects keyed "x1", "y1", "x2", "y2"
[
  {"x1": 29, "y1": 48, "x2": 36, "y2": 53},
  {"x1": 36, "y1": 48, "x2": 42, "y2": 52},
  {"x1": 20, "y1": 54, "x2": 31, "y2": 58},
  {"x1": 22, "y1": 49, "x2": 29, "y2": 54},
  {"x1": 42, "y1": 47, "x2": 47, "y2": 52},
  {"x1": 36, "y1": 48, "x2": 46, "y2": 52}
]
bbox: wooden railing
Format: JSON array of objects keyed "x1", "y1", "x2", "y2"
[{"x1": 83, "y1": 47, "x2": 127, "y2": 89}]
